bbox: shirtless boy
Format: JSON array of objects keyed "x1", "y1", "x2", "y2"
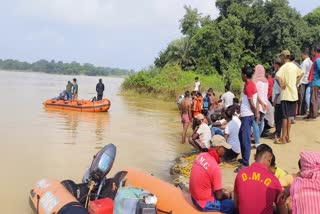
[{"x1": 181, "y1": 91, "x2": 192, "y2": 144}]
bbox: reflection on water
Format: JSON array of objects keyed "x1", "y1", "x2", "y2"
[
  {"x1": 0, "y1": 71, "x2": 188, "y2": 213},
  {"x1": 44, "y1": 108, "x2": 110, "y2": 146}
]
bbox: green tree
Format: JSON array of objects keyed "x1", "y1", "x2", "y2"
[
  {"x1": 124, "y1": 0, "x2": 320, "y2": 99},
  {"x1": 155, "y1": 36, "x2": 196, "y2": 70},
  {"x1": 303, "y1": 7, "x2": 320, "y2": 48},
  {"x1": 179, "y1": 5, "x2": 201, "y2": 37},
  {"x1": 304, "y1": 7, "x2": 320, "y2": 26},
  {"x1": 0, "y1": 59, "x2": 129, "y2": 76}
]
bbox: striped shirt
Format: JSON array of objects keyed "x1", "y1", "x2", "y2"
[{"x1": 290, "y1": 151, "x2": 320, "y2": 214}]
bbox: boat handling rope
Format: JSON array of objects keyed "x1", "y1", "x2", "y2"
[
  {"x1": 171, "y1": 154, "x2": 240, "y2": 185},
  {"x1": 171, "y1": 154, "x2": 197, "y2": 185}
]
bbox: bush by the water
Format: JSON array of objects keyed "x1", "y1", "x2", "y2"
[{"x1": 121, "y1": 64, "x2": 231, "y2": 100}]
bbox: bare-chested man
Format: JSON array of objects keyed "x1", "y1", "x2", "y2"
[{"x1": 181, "y1": 91, "x2": 192, "y2": 144}]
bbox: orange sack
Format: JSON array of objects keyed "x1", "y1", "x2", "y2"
[{"x1": 29, "y1": 178, "x2": 88, "y2": 214}]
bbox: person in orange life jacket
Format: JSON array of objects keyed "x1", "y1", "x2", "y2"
[
  {"x1": 192, "y1": 91, "x2": 203, "y2": 130},
  {"x1": 191, "y1": 91, "x2": 198, "y2": 130},
  {"x1": 189, "y1": 135, "x2": 234, "y2": 213},
  {"x1": 196, "y1": 91, "x2": 203, "y2": 114},
  {"x1": 234, "y1": 144, "x2": 287, "y2": 214}
]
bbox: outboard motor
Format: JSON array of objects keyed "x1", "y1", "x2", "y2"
[
  {"x1": 83, "y1": 143, "x2": 116, "y2": 184},
  {"x1": 29, "y1": 143, "x2": 125, "y2": 213},
  {"x1": 80, "y1": 144, "x2": 116, "y2": 207}
]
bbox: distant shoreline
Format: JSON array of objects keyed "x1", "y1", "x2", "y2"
[
  {"x1": 0, "y1": 58, "x2": 131, "y2": 77},
  {"x1": 0, "y1": 69, "x2": 128, "y2": 78}
]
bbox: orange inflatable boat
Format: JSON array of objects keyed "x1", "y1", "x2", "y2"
[
  {"x1": 125, "y1": 168, "x2": 221, "y2": 214},
  {"x1": 43, "y1": 99, "x2": 111, "y2": 112}
]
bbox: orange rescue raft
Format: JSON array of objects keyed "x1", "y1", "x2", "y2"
[
  {"x1": 125, "y1": 168, "x2": 221, "y2": 214},
  {"x1": 43, "y1": 99, "x2": 111, "y2": 112}
]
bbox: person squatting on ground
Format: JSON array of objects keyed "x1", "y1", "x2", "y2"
[
  {"x1": 96, "y1": 78, "x2": 105, "y2": 101},
  {"x1": 210, "y1": 108, "x2": 226, "y2": 137},
  {"x1": 275, "y1": 50, "x2": 303, "y2": 144},
  {"x1": 189, "y1": 135, "x2": 234, "y2": 213},
  {"x1": 188, "y1": 114, "x2": 211, "y2": 152},
  {"x1": 180, "y1": 91, "x2": 192, "y2": 144}
]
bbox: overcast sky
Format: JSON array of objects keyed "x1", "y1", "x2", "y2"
[{"x1": 0, "y1": 0, "x2": 318, "y2": 70}]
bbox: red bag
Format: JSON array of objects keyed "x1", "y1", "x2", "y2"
[{"x1": 88, "y1": 197, "x2": 114, "y2": 214}]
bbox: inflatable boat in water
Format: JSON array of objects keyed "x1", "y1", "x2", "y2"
[
  {"x1": 43, "y1": 98, "x2": 111, "y2": 112},
  {"x1": 29, "y1": 144, "x2": 220, "y2": 214}
]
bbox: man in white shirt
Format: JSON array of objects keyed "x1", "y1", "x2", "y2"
[
  {"x1": 194, "y1": 76, "x2": 201, "y2": 92},
  {"x1": 223, "y1": 106, "x2": 241, "y2": 162},
  {"x1": 298, "y1": 49, "x2": 313, "y2": 115},
  {"x1": 189, "y1": 114, "x2": 211, "y2": 152},
  {"x1": 235, "y1": 66, "x2": 258, "y2": 173},
  {"x1": 220, "y1": 84, "x2": 235, "y2": 109}
]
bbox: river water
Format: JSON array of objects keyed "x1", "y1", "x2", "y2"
[{"x1": 0, "y1": 70, "x2": 189, "y2": 213}]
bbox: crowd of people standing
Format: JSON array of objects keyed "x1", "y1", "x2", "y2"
[{"x1": 177, "y1": 45, "x2": 320, "y2": 213}]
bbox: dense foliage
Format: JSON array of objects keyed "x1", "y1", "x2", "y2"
[
  {"x1": 126, "y1": 0, "x2": 320, "y2": 99},
  {"x1": 0, "y1": 59, "x2": 131, "y2": 76},
  {"x1": 122, "y1": 64, "x2": 225, "y2": 100},
  {"x1": 155, "y1": 0, "x2": 320, "y2": 84}
]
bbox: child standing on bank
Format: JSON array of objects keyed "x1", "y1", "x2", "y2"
[{"x1": 194, "y1": 77, "x2": 201, "y2": 92}]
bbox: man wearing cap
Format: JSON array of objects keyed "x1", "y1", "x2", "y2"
[
  {"x1": 188, "y1": 114, "x2": 211, "y2": 152},
  {"x1": 189, "y1": 135, "x2": 234, "y2": 213},
  {"x1": 96, "y1": 79, "x2": 105, "y2": 101},
  {"x1": 275, "y1": 50, "x2": 303, "y2": 144}
]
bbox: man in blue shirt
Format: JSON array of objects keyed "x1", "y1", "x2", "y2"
[{"x1": 307, "y1": 45, "x2": 320, "y2": 119}]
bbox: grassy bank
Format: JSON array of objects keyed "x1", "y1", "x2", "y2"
[{"x1": 121, "y1": 65, "x2": 242, "y2": 101}]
